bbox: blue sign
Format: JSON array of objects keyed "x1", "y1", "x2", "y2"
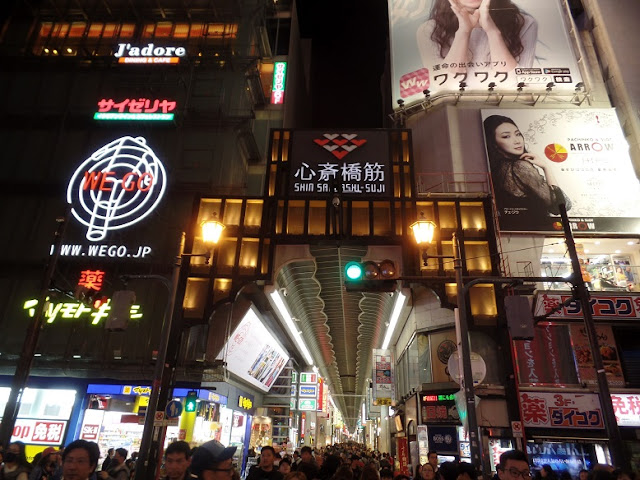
[
  {"x1": 299, "y1": 385, "x2": 317, "y2": 397},
  {"x1": 166, "y1": 400, "x2": 184, "y2": 418}
]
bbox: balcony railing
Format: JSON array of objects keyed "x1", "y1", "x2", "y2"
[{"x1": 415, "y1": 172, "x2": 491, "y2": 195}]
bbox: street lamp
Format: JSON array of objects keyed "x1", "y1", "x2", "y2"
[
  {"x1": 135, "y1": 218, "x2": 225, "y2": 480},
  {"x1": 410, "y1": 216, "x2": 483, "y2": 471}
]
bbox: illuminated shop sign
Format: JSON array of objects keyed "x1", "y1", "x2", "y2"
[
  {"x1": 114, "y1": 43, "x2": 186, "y2": 64},
  {"x1": 271, "y1": 61, "x2": 287, "y2": 105},
  {"x1": 611, "y1": 393, "x2": 640, "y2": 426},
  {"x1": 299, "y1": 385, "x2": 317, "y2": 397},
  {"x1": 94, "y1": 98, "x2": 176, "y2": 121},
  {"x1": 289, "y1": 131, "x2": 392, "y2": 196},
  {"x1": 78, "y1": 269, "x2": 105, "y2": 291},
  {"x1": 11, "y1": 419, "x2": 67, "y2": 446},
  {"x1": 123, "y1": 385, "x2": 152, "y2": 395},
  {"x1": 67, "y1": 136, "x2": 167, "y2": 245},
  {"x1": 238, "y1": 395, "x2": 253, "y2": 410},
  {"x1": 300, "y1": 372, "x2": 317, "y2": 384},
  {"x1": 23, "y1": 298, "x2": 143, "y2": 325},
  {"x1": 422, "y1": 394, "x2": 456, "y2": 402},
  {"x1": 519, "y1": 391, "x2": 603, "y2": 429},
  {"x1": 373, "y1": 349, "x2": 394, "y2": 406},
  {"x1": 299, "y1": 399, "x2": 317, "y2": 411},
  {"x1": 535, "y1": 292, "x2": 640, "y2": 320}
]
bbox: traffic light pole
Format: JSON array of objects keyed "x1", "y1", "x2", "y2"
[{"x1": 0, "y1": 211, "x2": 69, "y2": 447}]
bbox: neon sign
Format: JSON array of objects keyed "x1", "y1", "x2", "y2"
[
  {"x1": 67, "y1": 136, "x2": 167, "y2": 242},
  {"x1": 114, "y1": 43, "x2": 186, "y2": 64},
  {"x1": 24, "y1": 298, "x2": 143, "y2": 325},
  {"x1": 271, "y1": 61, "x2": 287, "y2": 104},
  {"x1": 78, "y1": 269, "x2": 105, "y2": 291},
  {"x1": 94, "y1": 98, "x2": 176, "y2": 121}
]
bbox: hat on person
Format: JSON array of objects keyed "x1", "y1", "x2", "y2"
[
  {"x1": 42, "y1": 447, "x2": 61, "y2": 458},
  {"x1": 190, "y1": 440, "x2": 237, "y2": 475}
]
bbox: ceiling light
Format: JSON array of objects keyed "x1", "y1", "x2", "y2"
[
  {"x1": 584, "y1": 249, "x2": 590, "y2": 253},
  {"x1": 595, "y1": 241, "x2": 601, "y2": 245},
  {"x1": 269, "y1": 289, "x2": 314, "y2": 365},
  {"x1": 547, "y1": 249, "x2": 554, "y2": 253},
  {"x1": 628, "y1": 241, "x2": 635, "y2": 245},
  {"x1": 615, "y1": 250, "x2": 621, "y2": 254},
  {"x1": 381, "y1": 290, "x2": 407, "y2": 349}
]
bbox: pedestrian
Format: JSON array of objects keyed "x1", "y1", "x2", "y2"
[
  {"x1": 456, "y1": 463, "x2": 477, "y2": 480},
  {"x1": 99, "y1": 449, "x2": 129, "y2": 480},
  {"x1": 189, "y1": 440, "x2": 237, "y2": 480},
  {"x1": 246, "y1": 446, "x2": 283, "y2": 480},
  {"x1": 29, "y1": 448, "x2": 61, "y2": 480},
  {"x1": 1, "y1": 441, "x2": 31, "y2": 480},
  {"x1": 297, "y1": 447, "x2": 319, "y2": 480},
  {"x1": 497, "y1": 450, "x2": 530, "y2": 480},
  {"x1": 279, "y1": 459, "x2": 292, "y2": 476},
  {"x1": 162, "y1": 441, "x2": 192, "y2": 480},
  {"x1": 61, "y1": 440, "x2": 100, "y2": 480},
  {"x1": 427, "y1": 453, "x2": 439, "y2": 475},
  {"x1": 102, "y1": 450, "x2": 114, "y2": 473}
]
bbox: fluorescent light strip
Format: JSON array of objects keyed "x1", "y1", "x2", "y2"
[
  {"x1": 93, "y1": 112, "x2": 174, "y2": 121},
  {"x1": 270, "y1": 290, "x2": 314, "y2": 365},
  {"x1": 381, "y1": 291, "x2": 407, "y2": 349}
]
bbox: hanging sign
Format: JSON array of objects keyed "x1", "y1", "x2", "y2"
[
  {"x1": 271, "y1": 61, "x2": 287, "y2": 104},
  {"x1": 94, "y1": 98, "x2": 176, "y2": 121}
]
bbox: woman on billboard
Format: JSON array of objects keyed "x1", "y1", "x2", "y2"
[
  {"x1": 483, "y1": 114, "x2": 571, "y2": 229},
  {"x1": 417, "y1": 0, "x2": 538, "y2": 72}
]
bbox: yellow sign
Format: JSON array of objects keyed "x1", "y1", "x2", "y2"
[
  {"x1": 24, "y1": 298, "x2": 143, "y2": 325},
  {"x1": 238, "y1": 395, "x2": 253, "y2": 410}
]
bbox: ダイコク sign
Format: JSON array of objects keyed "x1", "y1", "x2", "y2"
[
  {"x1": 67, "y1": 136, "x2": 167, "y2": 242},
  {"x1": 114, "y1": 43, "x2": 186, "y2": 64}
]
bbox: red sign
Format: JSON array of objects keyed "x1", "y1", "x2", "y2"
[
  {"x1": 519, "y1": 392, "x2": 603, "y2": 429},
  {"x1": 396, "y1": 437, "x2": 410, "y2": 475},
  {"x1": 97, "y1": 98, "x2": 176, "y2": 114},
  {"x1": 80, "y1": 424, "x2": 99, "y2": 440},
  {"x1": 535, "y1": 292, "x2": 640, "y2": 320},
  {"x1": 11, "y1": 419, "x2": 67, "y2": 445},
  {"x1": 78, "y1": 270, "x2": 105, "y2": 291}
]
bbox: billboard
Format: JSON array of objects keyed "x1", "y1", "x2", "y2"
[
  {"x1": 481, "y1": 108, "x2": 640, "y2": 232},
  {"x1": 519, "y1": 391, "x2": 603, "y2": 429},
  {"x1": 224, "y1": 306, "x2": 290, "y2": 392},
  {"x1": 372, "y1": 349, "x2": 395, "y2": 406},
  {"x1": 388, "y1": 0, "x2": 583, "y2": 105}
]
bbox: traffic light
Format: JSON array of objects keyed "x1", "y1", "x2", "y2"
[
  {"x1": 185, "y1": 390, "x2": 198, "y2": 412},
  {"x1": 344, "y1": 259, "x2": 398, "y2": 292}
]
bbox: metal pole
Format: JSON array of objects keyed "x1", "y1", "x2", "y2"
[
  {"x1": 135, "y1": 233, "x2": 185, "y2": 480},
  {"x1": 0, "y1": 210, "x2": 69, "y2": 446},
  {"x1": 558, "y1": 204, "x2": 628, "y2": 469},
  {"x1": 453, "y1": 232, "x2": 482, "y2": 471}
]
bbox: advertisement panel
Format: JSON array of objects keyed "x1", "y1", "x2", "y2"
[
  {"x1": 373, "y1": 348, "x2": 395, "y2": 406},
  {"x1": 430, "y1": 330, "x2": 457, "y2": 383},
  {"x1": 481, "y1": 109, "x2": 640, "y2": 233},
  {"x1": 427, "y1": 425, "x2": 459, "y2": 455},
  {"x1": 569, "y1": 324, "x2": 625, "y2": 387},
  {"x1": 224, "y1": 306, "x2": 290, "y2": 392},
  {"x1": 388, "y1": 0, "x2": 582, "y2": 106},
  {"x1": 288, "y1": 130, "x2": 392, "y2": 197},
  {"x1": 611, "y1": 393, "x2": 640, "y2": 426},
  {"x1": 519, "y1": 391, "x2": 603, "y2": 429},
  {"x1": 397, "y1": 436, "x2": 410, "y2": 475},
  {"x1": 11, "y1": 419, "x2": 68, "y2": 446}
]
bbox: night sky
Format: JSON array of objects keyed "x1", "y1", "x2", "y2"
[{"x1": 297, "y1": 0, "x2": 389, "y2": 129}]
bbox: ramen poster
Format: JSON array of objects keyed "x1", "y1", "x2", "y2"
[{"x1": 481, "y1": 108, "x2": 640, "y2": 233}]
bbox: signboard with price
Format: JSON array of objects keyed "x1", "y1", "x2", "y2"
[{"x1": 519, "y1": 392, "x2": 603, "y2": 429}]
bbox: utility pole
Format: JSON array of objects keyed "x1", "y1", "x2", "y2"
[
  {"x1": 0, "y1": 211, "x2": 69, "y2": 446},
  {"x1": 559, "y1": 204, "x2": 628, "y2": 469}
]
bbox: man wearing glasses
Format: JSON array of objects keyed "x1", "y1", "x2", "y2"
[
  {"x1": 190, "y1": 440, "x2": 237, "y2": 480},
  {"x1": 61, "y1": 440, "x2": 100, "y2": 480},
  {"x1": 498, "y1": 450, "x2": 531, "y2": 480}
]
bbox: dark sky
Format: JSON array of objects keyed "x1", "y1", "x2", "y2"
[{"x1": 296, "y1": 0, "x2": 389, "y2": 129}]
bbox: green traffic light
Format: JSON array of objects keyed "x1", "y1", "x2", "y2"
[
  {"x1": 345, "y1": 262, "x2": 364, "y2": 280},
  {"x1": 185, "y1": 391, "x2": 197, "y2": 412}
]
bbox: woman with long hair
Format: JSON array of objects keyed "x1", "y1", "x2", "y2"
[
  {"x1": 483, "y1": 114, "x2": 571, "y2": 228},
  {"x1": 417, "y1": 0, "x2": 537, "y2": 73}
]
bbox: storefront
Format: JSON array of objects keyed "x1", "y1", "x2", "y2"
[
  {"x1": 78, "y1": 384, "x2": 227, "y2": 466},
  {"x1": 0, "y1": 384, "x2": 81, "y2": 462}
]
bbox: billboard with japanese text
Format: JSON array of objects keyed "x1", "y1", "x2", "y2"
[
  {"x1": 388, "y1": 0, "x2": 583, "y2": 106},
  {"x1": 535, "y1": 292, "x2": 640, "y2": 320},
  {"x1": 519, "y1": 391, "x2": 603, "y2": 429},
  {"x1": 481, "y1": 108, "x2": 640, "y2": 233},
  {"x1": 288, "y1": 131, "x2": 392, "y2": 197},
  {"x1": 373, "y1": 349, "x2": 395, "y2": 406}
]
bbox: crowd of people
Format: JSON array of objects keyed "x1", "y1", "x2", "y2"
[{"x1": 0, "y1": 440, "x2": 636, "y2": 480}]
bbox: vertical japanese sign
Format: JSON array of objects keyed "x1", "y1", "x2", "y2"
[
  {"x1": 373, "y1": 349, "x2": 395, "y2": 406},
  {"x1": 288, "y1": 130, "x2": 392, "y2": 196},
  {"x1": 271, "y1": 61, "x2": 287, "y2": 104},
  {"x1": 519, "y1": 391, "x2": 603, "y2": 429},
  {"x1": 388, "y1": 0, "x2": 582, "y2": 106},
  {"x1": 569, "y1": 324, "x2": 625, "y2": 387},
  {"x1": 397, "y1": 437, "x2": 410, "y2": 476}
]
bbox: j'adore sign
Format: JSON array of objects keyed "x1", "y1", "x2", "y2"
[{"x1": 115, "y1": 43, "x2": 186, "y2": 64}]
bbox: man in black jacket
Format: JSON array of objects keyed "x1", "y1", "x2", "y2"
[{"x1": 245, "y1": 447, "x2": 282, "y2": 480}]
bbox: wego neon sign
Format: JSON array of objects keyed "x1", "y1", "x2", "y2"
[{"x1": 67, "y1": 136, "x2": 167, "y2": 241}]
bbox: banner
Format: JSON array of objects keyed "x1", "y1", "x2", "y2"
[
  {"x1": 388, "y1": 0, "x2": 582, "y2": 106},
  {"x1": 519, "y1": 391, "x2": 603, "y2": 429},
  {"x1": 373, "y1": 348, "x2": 395, "y2": 406},
  {"x1": 481, "y1": 109, "x2": 640, "y2": 232},
  {"x1": 569, "y1": 324, "x2": 625, "y2": 387}
]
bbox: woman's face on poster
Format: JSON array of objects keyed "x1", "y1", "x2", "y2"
[
  {"x1": 494, "y1": 122, "x2": 525, "y2": 156},
  {"x1": 457, "y1": 0, "x2": 483, "y2": 10}
]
